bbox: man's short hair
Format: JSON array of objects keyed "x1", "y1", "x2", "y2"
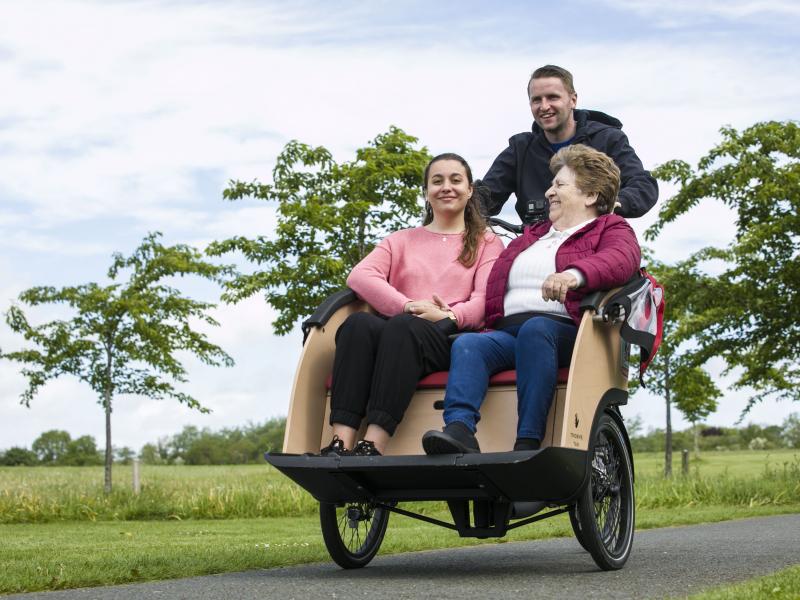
[
  {"x1": 527, "y1": 65, "x2": 576, "y2": 96},
  {"x1": 550, "y1": 144, "x2": 619, "y2": 214}
]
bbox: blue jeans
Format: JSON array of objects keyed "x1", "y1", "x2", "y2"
[{"x1": 443, "y1": 316, "x2": 577, "y2": 441}]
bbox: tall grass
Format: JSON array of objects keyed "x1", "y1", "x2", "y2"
[
  {"x1": 636, "y1": 462, "x2": 800, "y2": 509},
  {"x1": 1, "y1": 451, "x2": 798, "y2": 524},
  {"x1": 0, "y1": 465, "x2": 318, "y2": 523}
]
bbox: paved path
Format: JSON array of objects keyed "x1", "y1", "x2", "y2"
[{"x1": 11, "y1": 515, "x2": 800, "y2": 599}]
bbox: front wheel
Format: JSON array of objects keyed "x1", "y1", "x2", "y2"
[
  {"x1": 576, "y1": 412, "x2": 634, "y2": 570},
  {"x1": 568, "y1": 504, "x2": 590, "y2": 551},
  {"x1": 319, "y1": 501, "x2": 390, "y2": 568}
]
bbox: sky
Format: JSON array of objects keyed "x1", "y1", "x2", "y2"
[{"x1": 1, "y1": 0, "x2": 798, "y2": 452}]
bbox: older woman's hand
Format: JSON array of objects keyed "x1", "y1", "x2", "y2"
[{"x1": 542, "y1": 272, "x2": 579, "y2": 303}]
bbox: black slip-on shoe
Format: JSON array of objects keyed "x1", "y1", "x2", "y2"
[
  {"x1": 422, "y1": 421, "x2": 480, "y2": 455},
  {"x1": 320, "y1": 435, "x2": 349, "y2": 456},
  {"x1": 513, "y1": 438, "x2": 541, "y2": 451},
  {"x1": 352, "y1": 439, "x2": 382, "y2": 456}
]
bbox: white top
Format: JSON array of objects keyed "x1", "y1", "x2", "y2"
[{"x1": 503, "y1": 219, "x2": 594, "y2": 318}]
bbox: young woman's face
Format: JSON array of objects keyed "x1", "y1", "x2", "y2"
[{"x1": 425, "y1": 159, "x2": 472, "y2": 219}]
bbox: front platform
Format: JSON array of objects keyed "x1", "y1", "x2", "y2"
[{"x1": 265, "y1": 447, "x2": 588, "y2": 504}]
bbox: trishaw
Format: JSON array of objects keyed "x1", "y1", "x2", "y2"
[{"x1": 265, "y1": 218, "x2": 643, "y2": 572}]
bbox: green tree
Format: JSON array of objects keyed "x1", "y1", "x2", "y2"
[
  {"x1": 781, "y1": 413, "x2": 800, "y2": 448},
  {"x1": 647, "y1": 120, "x2": 800, "y2": 411},
  {"x1": 671, "y1": 366, "x2": 721, "y2": 456},
  {"x1": 139, "y1": 442, "x2": 167, "y2": 465},
  {"x1": 31, "y1": 429, "x2": 71, "y2": 464},
  {"x1": 63, "y1": 435, "x2": 103, "y2": 466},
  {"x1": 184, "y1": 432, "x2": 228, "y2": 465},
  {"x1": 248, "y1": 417, "x2": 286, "y2": 454},
  {"x1": 0, "y1": 446, "x2": 38, "y2": 466},
  {"x1": 208, "y1": 126, "x2": 431, "y2": 334},
  {"x1": 114, "y1": 446, "x2": 135, "y2": 465},
  {"x1": 168, "y1": 425, "x2": 202, "y2": 462},
  {"x1": 0, "y1": 233, "x2": 234, "y2": 492}
]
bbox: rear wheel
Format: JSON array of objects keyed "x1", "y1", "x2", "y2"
[
  {"x1": 576, "y1": 413, "x2": 634, "y2": 570},
  {"x1": 319, "y1": 501, "x2": 390, "y2": 568}
]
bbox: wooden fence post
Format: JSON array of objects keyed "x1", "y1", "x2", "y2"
[
  {"x1": 681, "y1": 449, "x2": 689, "y2": 476},
  {"x1": 132, "y1": 458, "x2": 141, "y2": 495}
]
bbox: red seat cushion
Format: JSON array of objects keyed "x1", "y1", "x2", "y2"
[{"x1": 324, "y1": 368, "x2": 569, "y2": 390}]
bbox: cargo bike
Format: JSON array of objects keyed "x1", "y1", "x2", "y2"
[{"x1": 265, "y1": 218, "x2": 654, "y2": 572}]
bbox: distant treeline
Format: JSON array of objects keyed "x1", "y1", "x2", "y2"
[
  {"x1": 139, "y1": 419, "x2": 286, "y2": 465},
  {"x1": 2, "y1": 415, "x2": 798, "y2": 466},
  {"x1": 0, "y1": 418, "x2": 286, "y2": 466},
  {"x1": 631, "y1": 415, "x2": 799, "y2": 453}
]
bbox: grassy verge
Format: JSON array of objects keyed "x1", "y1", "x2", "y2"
[
  {"x1": 1, "y1": 450, "x2": 798, "y2": 523},
  {"x1": 2, "y1": 504, "x2": 799, "y2": 594},
  {"x1": 681, "y1": 564, "x2": 800, "y2": 600},
  {"x1": 0, "y1": 464, "x2": 318, "y2": 522}
]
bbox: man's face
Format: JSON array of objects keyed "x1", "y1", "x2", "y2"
[{"x1": 528, "y1": 77, "x2": 577, "y2": 138}]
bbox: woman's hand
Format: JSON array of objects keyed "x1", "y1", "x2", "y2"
[
  {"x1": 413, "y1": 306, "x2": 451, "y2": 322},
  {"x1": 404, "y1": 300, "x2": 440, "y2": 314},
  {"x1": 542, "y1": 272, "x2": 579, "y2": 303},
  {"x1": 405, "y1": 294, "x2": 455, "y2": 323}
]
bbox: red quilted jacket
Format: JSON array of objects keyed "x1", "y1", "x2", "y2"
[{"x1": 484, "y1": 214, "x2": 641, "y2": 327}]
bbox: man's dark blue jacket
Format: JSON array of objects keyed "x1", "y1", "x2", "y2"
[{"x1": 482, "y1": 109, "x2": 658, "y2": 220}]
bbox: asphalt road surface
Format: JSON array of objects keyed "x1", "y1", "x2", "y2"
[{"x1": 10, "y1": 515, "x2": 800, "y2": 599}]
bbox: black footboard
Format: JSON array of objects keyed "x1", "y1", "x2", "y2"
[{"x1": 265, "y1": 448, "x2": 588, "y2": 504}]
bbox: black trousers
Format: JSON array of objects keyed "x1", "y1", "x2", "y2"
[{"x1": 329, "y1": 312, "x2": 453, "y2": 436}]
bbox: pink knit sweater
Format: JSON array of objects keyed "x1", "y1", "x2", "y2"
[{"x1": 347, "y1": 227, "x2": 505, "y2": 330}]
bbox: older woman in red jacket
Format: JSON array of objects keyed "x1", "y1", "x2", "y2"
[{"x1": 423, "y1": 144, "x2": 641, "y2": 454}]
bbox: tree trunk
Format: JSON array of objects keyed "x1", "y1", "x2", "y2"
[
  {"x1": 104, "y1": 346, "x2": 114, "y2": 495},
  {"x1": 694, "y1": 422, "x2": 701, "y2": 458},
  {"x1": 104, "y1": 389, "x2": 112, "y2": 494},
  {"x1": 664, "y1": 354, "x2": 673, "y2": 478}
]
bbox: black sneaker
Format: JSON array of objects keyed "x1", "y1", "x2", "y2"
[
  {"x1": 352, "y1": 439, "x2": 382, "y2": 456},
  {"x1": 513, "y1": 438, "x2": 541, "y2": 451},
  {"x1": 422, "y1": 421, "x2": 480, "y2": 455},
  {"x1": 320, "y1": 435, "x2": 349, "y2": 456}
]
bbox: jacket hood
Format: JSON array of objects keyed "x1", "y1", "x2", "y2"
[{"x1": 531, "y1": 109, "x2": 623, "y2": 135}]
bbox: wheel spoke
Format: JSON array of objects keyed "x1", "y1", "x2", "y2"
[
  {"x1": 333, "y1": 503, "x2": 385, "y2": 556},
  {"x1": 575, "y1": 414, "x2": 634, "y2": 570},
  {"x1": 590, "y1": 428, "x2": 628, "y2": 554}
]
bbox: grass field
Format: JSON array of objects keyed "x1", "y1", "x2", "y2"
[
  {"x1": 1, "y1": 450, "x2": 798, "y2": 524},
  {"x1": 0, "y1": 450, "x2": 798, "y2": 594},
  {"x1": 684, "y1": 564, "x2": 800, "y2": 600}
]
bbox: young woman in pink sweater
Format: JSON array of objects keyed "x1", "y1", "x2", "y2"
[{"x1": 321, "y1": 153, "x2": 505, "y2": 456}]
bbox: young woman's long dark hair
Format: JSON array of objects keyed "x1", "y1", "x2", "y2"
[{"x1": 422, "y1": 153, "x2": 488, "y2": 268}]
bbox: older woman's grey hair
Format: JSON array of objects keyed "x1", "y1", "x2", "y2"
[{"x1": 549, "y1": 144, "x2": 620, "y2": 214}]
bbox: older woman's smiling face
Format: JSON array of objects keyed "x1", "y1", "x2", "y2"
[{"x1": 545, "y1": 165, "x2": 598, "y2": 229}]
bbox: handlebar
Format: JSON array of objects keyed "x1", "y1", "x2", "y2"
[{"x1": 488, "y1": 217, "x2": 524, "y2": 235}]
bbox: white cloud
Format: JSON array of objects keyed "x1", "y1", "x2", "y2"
[{"x1": 602, "y1": 0, "x2": 800, "y2": 25}]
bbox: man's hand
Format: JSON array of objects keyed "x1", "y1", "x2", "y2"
[{"x1": 541, "y1": 272, "x2": 579, "y2": 303}]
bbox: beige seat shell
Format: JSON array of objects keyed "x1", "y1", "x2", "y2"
[{"x1": 283, "y1": 293, "x2": 628, "y2": 455}]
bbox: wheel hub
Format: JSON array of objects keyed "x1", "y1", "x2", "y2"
[{"x1": 346, "y1": 504, "x2": 371, "y2": 528}]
